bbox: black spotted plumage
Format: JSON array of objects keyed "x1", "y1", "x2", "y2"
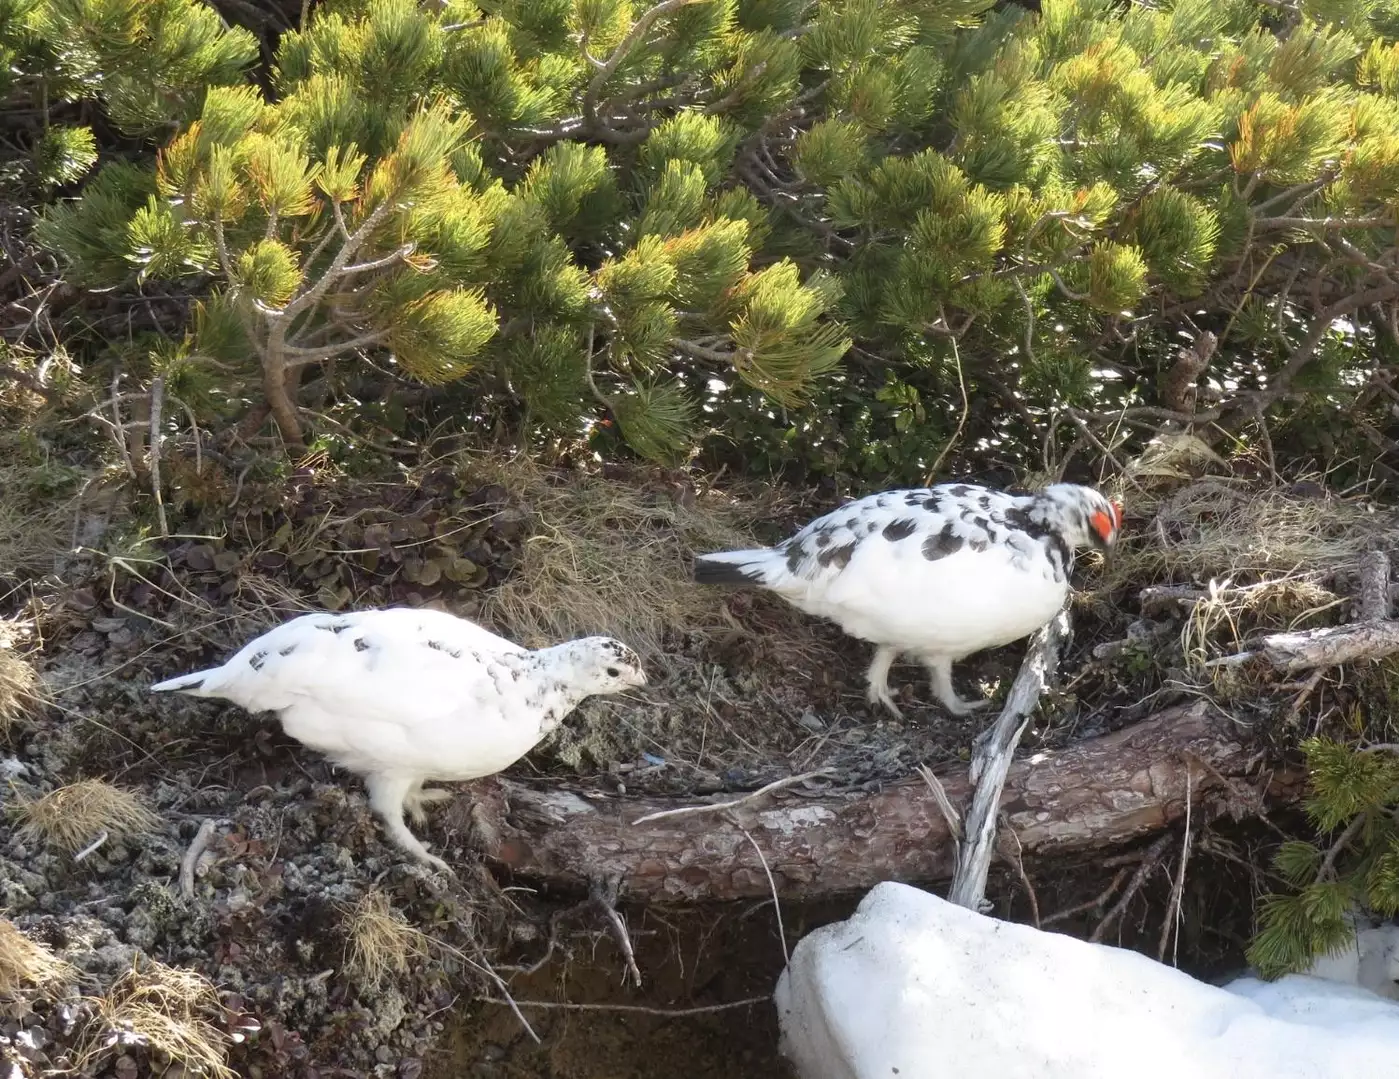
[{"x1": 693, "y1": 481, "x2": 1123, "y2": 718}]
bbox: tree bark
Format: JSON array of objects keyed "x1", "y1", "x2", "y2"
[{"x1": 470, "y1": 700, "x2": 1303, "y2": 903}]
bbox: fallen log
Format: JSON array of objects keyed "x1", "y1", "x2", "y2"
[{"x1": 471, "y1": 699, "x2": 1303, "y2": 903}]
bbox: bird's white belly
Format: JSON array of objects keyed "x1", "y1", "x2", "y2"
[
  {"x1": 278, "y1": 703, "x2": 548, "y2": 781},
  {"x1": 790, "y1": 543, "x2": 1069, "y2": 658}
]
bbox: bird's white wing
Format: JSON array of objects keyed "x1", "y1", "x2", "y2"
[{"x1": 200, "y1": 608, "x2": 527, "y2": 725}]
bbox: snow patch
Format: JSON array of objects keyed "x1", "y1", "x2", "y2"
[{"x1": 774, "y1": 880, "x2": 1399, "y2": 1079}]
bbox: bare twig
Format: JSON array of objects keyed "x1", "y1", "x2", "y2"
[
  {"x1": 108, "y1": 370, "x2": 138, "y2": 480},
  {"x1": 916, "y1": 764, "x2": 963, "y2": 841},
  {"x1": 736, "y1": 823, "x2": 788, "y2": 962},
  {"x1": 996, "y1": 812, "x2": 1039, "y2": 929},
  {"x1": 476, "y1": 995, "x2": 771, "y2": 1016},
  {"x1": 1043, "y1": 866, "x2": 1133, "y2": 927},
  {"x1": 630, "y1": 769, "x2": 831, "y2": 826},
  {"x1": 925, "y1": 332, "x2": 969, "y2": 482},
  {"x1": 1157, "y1": 767, "x2": 1193, "y2": 964},
  {"x1": 1089, "y1": 833, "x2": 1173, "y2": 944},
  {"x1": 587, "y1": 875, "x2": 642, "y2": 988},
  {"x1": 148, "y1": 375, "x2": 168, "y2": 537}
]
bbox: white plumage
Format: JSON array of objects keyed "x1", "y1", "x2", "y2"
[
  {"x1": 693, "y1": 482, "x2": 1122, "y2": 717},
  {"x1": 151, "y1": 607, "x2": 646, "y2": 873}
]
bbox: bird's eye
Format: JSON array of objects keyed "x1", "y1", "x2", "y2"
[{"x1": 606, "y1": 666, "x2": 620, "y2": 677}]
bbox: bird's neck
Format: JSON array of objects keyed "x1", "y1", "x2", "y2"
[{"x1": 521, "y1": 647, "x2": 593, "y2": 734}]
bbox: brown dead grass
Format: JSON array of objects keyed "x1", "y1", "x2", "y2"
[
  {"x1": 0, "y1": 646, "x2": 42, "y2": 737},
  {"x1": 1181, "y1": 575, "x2": 1344, "y2": 667},
  {"x1": 0, "y1": 917, "x2": 75, "y2": 996},
  {"x1": 469, "y1": 455, "x2": 798, "y2": 663},
  {"x1": 0, "y1": 420, "x2": 79, "y2": 582},
  {"x1": 1115, "y1": 476, "x2": 1393, "y2": 586},
  {"x1": 79, "y1": 957, "x2": 233, "y2": 1079},
  {"x1": 12, "y1": 778, "x2": 160, "y2": 853},
  {"x1": 1105, "y1": 451, "x2": 1394, "y2": 673},
  {"x1": 343, "y1": 889, "x2": 432, "y2": 990}
]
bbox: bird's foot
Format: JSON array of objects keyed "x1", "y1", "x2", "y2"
[
  {"x1": 404, "y1": 786, "x2": 454, "y2": 825},
  {"x1": 866, "y1": 681, "x2": 905, "y2": 720},
  {"x1": 940, "y1": 695, "x2": 993, "y2": 718},
  {"x1": 417, "y1": 850, "x2": 455, "y2": 877}
]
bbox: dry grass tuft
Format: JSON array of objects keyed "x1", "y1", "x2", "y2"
[
  {"x1": 1114, "y1": 476, "x2": 1395, "y2": 586},
  {"x1": 471, "y1": 455, "x2": 791, "y2": 661},
  {"x1": 1101, "y1": 471, "x2": 1394, "y2": 672},
  {"x1": 0, "y1": 424, "x2": 81, "y2": 583},
  {"x1": 1181, "y1": 575, "x2": 1343, "y2": 666},
  {"x1": 80, "y1": 958, "x2": 232, "y2": 1079},
  {"x1": 0, "y1": 646, "x2": 42, "y2": 737},
  {"x1": 13, "y1": 778, "x2": 161, "y2": 853},
  {"x1": 0, "y1": 917, "x2": 75, "y2": 996},
  {"x1": 343, "y1": 889, "x2": 432, "y2": 990}
]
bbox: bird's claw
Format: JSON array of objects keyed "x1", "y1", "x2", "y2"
[
  {"x1": 404, "y1": 787, "x2": 454, "y2": 825},
  {"x1": 867, "y1": 685, "x2": 905, "y2": 720},
  {"x1": 944, "y1": 697, "x2": 993, "y2": 717}
]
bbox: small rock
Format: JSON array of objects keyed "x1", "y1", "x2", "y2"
[{"x1": 798, "y1": 711, "x2": 825, "y2": 732}]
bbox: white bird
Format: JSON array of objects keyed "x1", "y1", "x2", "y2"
[
  {"x1": 693, "y1": 482, "x2": 1122, "y2": 718},
  {"x1": 150, "y1": 607, "x2": 647, "y2": 873}
]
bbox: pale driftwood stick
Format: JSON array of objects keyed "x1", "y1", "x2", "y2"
[
  {"x1": 1256, "y1": 621, "x2": 1399, "y2": 672},
  {"x1": 472, "y1": 698, "x2": 1297, "y2": 903},
  {"x1": 73, "y1": 830, "x2": 109, "y2": 863},
  {"x1": 949, "y1": 607, "x2": 1070, "y2": 911},
  {"x1": 1358, "y1": 550, "x2": 1391, "y2": 622}
]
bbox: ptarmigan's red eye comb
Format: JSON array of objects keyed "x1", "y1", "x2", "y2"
[{"x1": 1090, "y1": 501, "x2": 1123, "y2": 544}]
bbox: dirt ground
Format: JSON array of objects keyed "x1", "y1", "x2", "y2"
[{"x1": 429, "y1": 901, "x2": 799, "y2": 1079}]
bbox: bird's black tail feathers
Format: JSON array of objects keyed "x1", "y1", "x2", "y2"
[{"x1": 692, "y1": 550, "x2": 780, "y2": 587}]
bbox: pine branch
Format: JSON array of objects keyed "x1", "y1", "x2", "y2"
[
  {"x1": 1256, "y1": 214, "x2": 1393, "y2": 231},
  {"x1": 583, "y1": 0, "x2": 702, "y2": 124},
  {"x1": 282, "y1": 330, "x2": 391, "y2": 367},
  {"x1": 277, "y1": 200, "x2": 394, "y2": 324},
  {"x1": 340, "y1": 244, "x2": 416, "y2": 277},
  {"x1": 672, "y1": 337, "x2": 736, "y2": 364}
]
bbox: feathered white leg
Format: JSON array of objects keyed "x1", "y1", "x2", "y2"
[
  {"x1": 865, "y1": 645, "x2": 904, "y2": 718},
  {"x1": 365, "y1": 773, "x2": 453, "y2": 875},
  {"x1": 402, "y1": 779, "x2": 454, "y2": 825},
  {"x1": 923, "y1": 655, "x2": 991, "y2": 717}
]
